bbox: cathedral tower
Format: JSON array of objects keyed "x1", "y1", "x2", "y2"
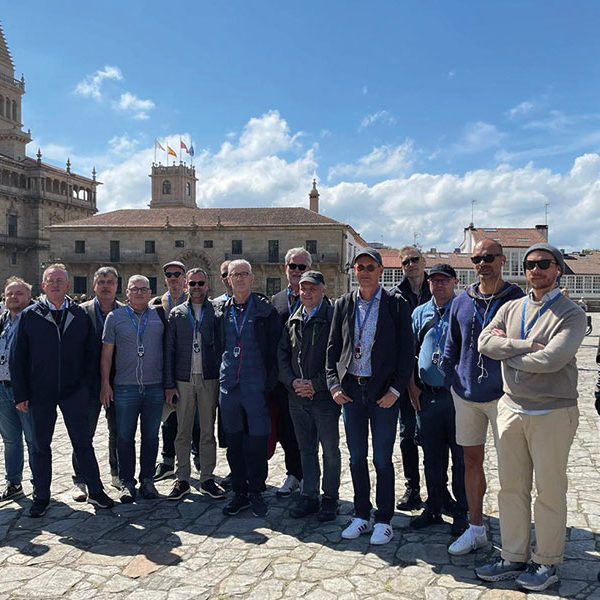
[{"x1": 149, "y1": 162, "x2": 197, "y2": 208}]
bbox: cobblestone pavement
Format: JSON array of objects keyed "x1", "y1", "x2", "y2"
[{"x1": 1, "y1": 316, "x2": 600, "y2": 600}]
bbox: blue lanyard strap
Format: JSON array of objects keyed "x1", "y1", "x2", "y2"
[
  {"x1": 187, "y1": 303, "x2": 205, "y2": 336},
  {"x1": 355, "y1": 287, "x2": 379, "y2": 348},
  {"x1": 94, "y1": 297, "x2": 117, "y2": 330},
  {"x1": 125, "y1": 305, "x2": 150, "y2": 341},
  {"x1": 432, "y1": 302, "x2": 451, "y2": 348},
  {"x1": 168, "y1": 292, "x2": 186, "y2": 311},
  {"x1": 0, "y1": 317, "x2": 18, "y2": 349},
  {"x1": 520, "y1": 294, "x2": 561, "y2": 339},
  {"x1": 287, "y1": 288, "x2": 300, "y2": 315},
  {"x1": 472, "y1": 297, "x2": 501, "y2": 327},
  {"x1": 230, "y1": 295, "x2": 253, "y2": 342}
]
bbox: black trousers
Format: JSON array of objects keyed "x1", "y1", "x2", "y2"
[{"x1": 273, "y1": 383, "x2": 303, "y2": 480}]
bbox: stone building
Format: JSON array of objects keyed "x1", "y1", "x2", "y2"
[
  {"x1": 0, "y1": 24, "x2": 98, "y2": 291},
  {"x1": 48, "y1": 165, "x2": 366, "y2": 299}
]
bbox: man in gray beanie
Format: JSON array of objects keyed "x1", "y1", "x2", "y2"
[{"x1": 475, "y1": 242, "x2": 586, "y2": 591}]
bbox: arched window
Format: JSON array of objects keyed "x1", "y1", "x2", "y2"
[
  {"x1": 53, "y1": 179, "x2": 59, "y2": 194},
  {"x1": 186, "y1": 182, "x2": 191, "y2": 196},
  {"x1": 11, "y1": 101, "x2": 16, "y2": 122},
  {"x1": 162, "y1": 180, "x2": 171, "y2": 195}
]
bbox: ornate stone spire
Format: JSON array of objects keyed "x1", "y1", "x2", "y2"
[
  {"x1": 0, "y1": 22, "x2": 15, "y2": 79},
  {"x1": 309, "y1": 178, "x2": 320, "y2": 213}
]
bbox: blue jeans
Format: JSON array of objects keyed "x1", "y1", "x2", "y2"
[
  {"x1": 0, "y1": 384, "x2": 35, "y2": 484},
  {"x1": 416, "y1": 386, "x2": 467, "y2": 516},
  {"x1": 289, "y1": 396, "x2": 341, "y2": 499},
  {"x1": 342, "y1": 377, "x2": 400, "y2": 524},
  {"x1": 114, "y1": 384, "x2": 164, "y2": 486}
]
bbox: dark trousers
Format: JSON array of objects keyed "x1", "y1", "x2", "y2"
[
  {"x1": 398, "y1": 391, "x2": 420, "y2": 492},
  {"x1": 288, "y1": 396, "x2": 341, "y2": 499},
  {"x1": 342, "y1": 377, "x2": 399, "y2": 524},
  {"x1": 72, "y1": 387, "x2": 119, "y2": 482},
  {"x1": 416, "y1": 386, "x2": 467, "y2": 516},
  {"x1": 160, "y1": 408, "x2": 200, "y2": 465},
  {"x1": 273, "y1": 383, "x2": 303, "y2": 480},
  {"x1": 29, "y1": 387, "x2": 103, "y2": 501}
]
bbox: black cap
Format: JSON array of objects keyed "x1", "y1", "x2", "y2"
[
  {"x1": 299, "y1": 270, "x2": 325, "y2": 285},
  {"x1": 163, "y1": 260, "x2": 185, "y2": 272},
  {"x1": 353, "y1": 247, "x2": 383, "y2": 266},
  {"x1": 429, "y1": 263, "x2": 457, "y2": 279}
]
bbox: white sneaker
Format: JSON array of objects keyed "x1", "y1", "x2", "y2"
[
  {"x1": 448, "y1": 525, "x2": 488, "y2": 555},
  {"x1": 341, "y1": 517, "x2": 373, "y2": 540},
  {"x1": 370, "y1": 522, "x2": 394, "y2": 545},
  {"x1": 276, "y1": 474, "x2": 300, "y2": 498},
  {"x1": 71, "y1": 482, "x2": 87, "y2": 502}
]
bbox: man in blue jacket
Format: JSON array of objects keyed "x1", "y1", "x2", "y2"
[{"x1": 10, "y1": 264, "x2": 114, "y2": 517}]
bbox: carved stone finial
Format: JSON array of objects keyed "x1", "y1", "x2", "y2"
[
  {"x1": 36, "y1": 148, "x2": 42, "y2": 163},
  {"x1": 92, "y1": 167, "x2": 97, "y2": 181},
  {"x1": 66, "y1": 158, "x2": 71, "y2": 174}
]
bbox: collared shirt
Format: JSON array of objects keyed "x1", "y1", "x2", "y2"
[
  {"x1": 527, "y1": 286, "x2": 561, "y2": 303},
  {"x1": 302, "y1": 300, "x2": 323, "y2": 322},
  {"x1": 43, "y1": 295, "x2": 68, "y2": 310},
  {"x1": 349, "y1": 286, "x2": 382, "y2": 377},
  {"x1": 0, "y1": 312, "x2": 21, "y2": 381},
  {"x1": 190, "y1": 302, "x2": 203, "y2": 375}
]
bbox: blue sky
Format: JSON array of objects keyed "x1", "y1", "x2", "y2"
[{"x1": 3, "y1": 1, "x2": 600, "y2": 250}]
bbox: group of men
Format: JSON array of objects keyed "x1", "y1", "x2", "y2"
[{"x1": 0, "y1": 239, "x2": 587, "y2": 592}]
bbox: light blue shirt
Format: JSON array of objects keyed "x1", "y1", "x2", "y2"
[
  {"x1": 0, "y1": 312, "x2": 21, "y2": 381},
  {"x1": 349, "y1": 287, "x2": 381, "y2": 377}
]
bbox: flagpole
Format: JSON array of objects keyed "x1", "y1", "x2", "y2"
[
  {"x1": 154, "y1": 139, "x2": 157, "y2": 164},
  {"x1": 179, "y1": 137, "x2": 181, "y2": 163}
]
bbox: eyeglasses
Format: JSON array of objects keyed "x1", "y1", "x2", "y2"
[
  {"x1": 287, "y1": 263, "x2": 308, "y2": 271},
  {"x1": 229, "y1": 272, "x2": 250, "y2": 279},
  {"x1": 128, "y1": 287, "x2": 150, "y2": 293},
  {"x1": 523, "y1": 259, "x2": 557, "y2": 271},
  {"x1": 355, "y1": 264, "x2": 377, "y2": 272},
  {"x1": 187, "y1": 280, "x2": 206, "y2": 287},
  {"x1": 164, "y1": 271, "x2": 183, "y2": 278},
  {"x1": 221, "y1": 272, "x2": 228, "y2": 278},
  {"x1": 401, "y1": 256, "x2": 420, "y2": 267},
  {"x1": 470, "y1": 253, "x2": 502, "y2": 264},
  {"x1": 44, "y1": 278, "x2": 67, "y2": 285},
  {"x1": 430, "y1": 278, "x2": 452, "y2": 285}
]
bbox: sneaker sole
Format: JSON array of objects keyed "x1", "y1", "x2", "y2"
[
  {"x1": 516, "y1": 574, "x2": 559, "y2": 591},
  {"x1": 341, "y1": 527, "x2": 372, "y2": 539},
  {"x1": 476, "y1": 570, "x2": 524, "y2": 582},
  {"x1": 200, "y1": 488, "x2": 226, "y2": 500},
  {"x1": 153, "y1": 470, "x2": 175, "y2": 482},
  {"x1": 370, "y1": 534, "x2": 393, "y2": 545},
  {"x1": 448, "y1": 541, "x2": 487, "y2": 556},
  {"x1": 252, "y1": 509, "x2": 268, "y2": 517},
  {"x1": 167, "y1": 491, "x2": 189, "y2": 501},
  {"x1": 223, "y1": 503, "x2": 251, "y2": 516},
  {"x1": 87, "y1": 498, "x2": 114, "y2": 509},
  {"x1": 0, "y1": 490, "x2": 25, "y2": 502}
]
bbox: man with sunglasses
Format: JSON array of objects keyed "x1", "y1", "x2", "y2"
[
  {"x1": 213, "y1": 260, "x2": 233, "y2": 305},
  {"x1": 443, "y1": 239, "x2": 524, "y2": 556},
  {"x1": 327, "y1": 248, "x2": 413, "y2": 545},
  {"x1": 163, "y1": 268, "x2": 225, "y2": 501},
  {"x1": 270, "y1": 248, "x2": 309, "y2": 497},
  {"x1": 151, "y1": 261, "x2": 193, "y2": 482},
  {"x1": 475, "y1": 243, "x2": 585, "y2": 591},
  {"x1": 391, "y1": 246, "x2": 432, "y2": 512}
]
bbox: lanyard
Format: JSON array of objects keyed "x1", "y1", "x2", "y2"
[
  {"x1": 187, "y1": 303, "x2": 205, "y2": 336},
  {"x1": 354, "y1": 287, "x2": 379, "y2": 351},
  {"x1": 287, "y1": 288, "x2": 300, "y2": 315},
  {"x1": 230, "y1": 295, "x2": 253, "y2": 344},
  {"x1": 520, "y1": 294, "x2": 561, "y2": 339},
  {"x1": 0, "y1": 316, "x2": 18, "y2": 363},
  {"x1": 432, "y1": 303, "x2": 450, "y2": 349},
  {"x1": 168, "y1": 292, "x2": 186, "y2": 311},
  {"x1": 94, "y1": 297, "x2": 117, "y2": 330},
  {"x1": 125, "y1": 305, "x2": 150, "y2": 341},
  {"x1": 472, "y1": 297, "x2": 501, "y2": 328}
]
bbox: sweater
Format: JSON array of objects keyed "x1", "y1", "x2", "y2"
[{"x1": 478, "y1": 290, "x2": 586, "y2": 410}]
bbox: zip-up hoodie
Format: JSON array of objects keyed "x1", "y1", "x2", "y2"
[
  {"x1": 442, "y1": 281, "x2": 524, "y2": 402},
  {"x1": 10, "y1": 296, "x2": 96, "y2": 405}
]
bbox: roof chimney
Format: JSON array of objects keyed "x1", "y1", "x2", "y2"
[
  {"x1": 535, "y1": 224, "x2": 549, "y2": 240},
  {"x1": 309, "y1": 178, "x2": 319, "y2": 213}
]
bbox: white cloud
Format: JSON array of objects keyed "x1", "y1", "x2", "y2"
[
  {"x1": 359, "y1": 110, "x2": 396, "y2": 129},
  {"x1": 115, "y1": 92, "x2": 155, "y2": 120},
  {"x1": 328, "y1": 141, "x2": 414, "y2": 181},
  {"x1": 453, "y1": 121, "x2": 504, "y2": 154},
  {"x1": 74, "y1": 65, "x2": 123, "y2": 99},
  {"x1": 506, "y1": 100, "x2": 535, "y2": 120},
  {"x1": 362, "y1": 85, "x2": 368, "y2": 96},
  {"x1": 108, "y1": 134, "x2": 140, "y2": 155},
  {"x1": 448, "y1": 70, "x2": 456, "y2": 80}
]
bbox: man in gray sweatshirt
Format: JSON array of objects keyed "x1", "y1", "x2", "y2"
[{"x1": 475, "y1": 243, "x2": 586, "y2": 592}]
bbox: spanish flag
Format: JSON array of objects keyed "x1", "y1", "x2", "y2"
[{"x1": 167, "y1": 145, "x2": 177, "y2": 157}]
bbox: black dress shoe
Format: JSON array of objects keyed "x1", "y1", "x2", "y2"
[
  {"x1": 396, "y1": 489, "x2": 422, "y2": 511},
  {"x1": 410, "y1": 509, "x2": 443, "y2": 529}
]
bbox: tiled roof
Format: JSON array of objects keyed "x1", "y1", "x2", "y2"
[
  {"x1": 469, "y1": 226, "x2": 548, "y2": 248},
  {"x1": 563, "y1": 251, "x2": 600, "y2": 275},
  {"x1": 381, "y1": 248, "x2": 473, "y2": 270},
  {"x1": 48, "y1": 207, "x2": 346, "y2": 229}
]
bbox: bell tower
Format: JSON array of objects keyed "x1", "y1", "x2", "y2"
[
  {"x1": 149, "y1": 162, "x2": 198, "y2": 208},
  {"x1": 0, "y1": 23, "x2": 31, "y2": 160}
]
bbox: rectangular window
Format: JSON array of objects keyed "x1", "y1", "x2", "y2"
[
  {"x1": 148, "y1": 277, "x2": 157, "y2": 295},
  {"x1": 110, "y1": 240, "x2": 120, "y2": 262},
  {"x1": 175, "y1": 240, "x2": 185, "y2": 248},
  {"x1": 75, "y1": 240, "x2": 85, "y2": 254},
  {"x1": 268, "y1": 240, "x2": 279, "y2": 263},
  {"x1": 266, "y1": 277, "x2": 281, "y2": 297},
  {"x1": 305, "y1": 240, "x2": 317, "y2": 255},
  {"x1": 73, "y1": 276, "x2": 87, "y2": 295},
  {"x1": 9, "y1": 251, "x2": 16, "y2": 265},
  {"x1": 117, "y1": 277, "x2": 122, "y2": 295},
  {"x1": 204, "y1": 240, "x2": 213, "y2": 248},
  {"x1": 7, "y1": 214, "x2": 17, "y2": 238},
  {"x1": 232, "y1": 240, "x2": 242, "y2": 255},
  {"x1": 145, "y1": 240, "x2": 155, "y2": 254}
]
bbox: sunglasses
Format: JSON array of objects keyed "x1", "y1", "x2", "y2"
[
  {"x1": 187, "y1": 280, "x2": 206, "y2": 287},
  {"x1": 523, "y1": 259, "x2": 557, "y2": 271},
  {"x1": 165, "y1": 271, "x2": 183, "y2": 278},
  {"x1": 470, "y1": 253, "x2": 502, "y2": 264},
  {"x1": 287, "y1": 263, "x2": 307, "y2": 271},
  {"x1": 221, "y1": 272, "x2": 228, "y2": 278},
  {"x1": 355, "y1": 263, "x2": 377, "y2": 272},
  {"x1": 401, "y1": 256, "x2": 420, "y2": 267}
]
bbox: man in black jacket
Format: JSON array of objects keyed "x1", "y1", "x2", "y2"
[
  {"x1": 326, "y1": 248, "x2": 414, "y2": 545},
  {"x1": 278, "y1": 270, "x2": 340, "y2": 521},
  {"x1": 164, "y1": 268, "x2": 225, "y2": 501}
]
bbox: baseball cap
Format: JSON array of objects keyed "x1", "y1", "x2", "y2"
[
  {"x1": 300, "y1": 270, "x2": 325, "y2": 285},
  {"x1": 429, "y1": 263, "x2": 457, "y2": 279},
  {"x1": 353, "y1": 247, "x2": 383, "y2": 266},
  {"x1": 162, "y1": 260, "x2": 185, "y2": 272}
]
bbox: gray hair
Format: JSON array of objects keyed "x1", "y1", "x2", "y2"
[
  {"x1": 5, "y1": 276, "x2": 32, "y2": 293},
  {"x1": 228, "y1": 259, "x2": 252, "y2": 275},
  {"x1": 93, "y1": 266, "x2": 119, "y2": 283},
  {"x1": 127, "y1": 274, "x2": 150, "y2": 288},
  {"x1": 284, "y1": 247, "x2": 312, "y2": 266},
  {"x1": 398, "y1": 245, "x2": 422, "y2": 258},
  {"x1": 187, "y1": 267, "x2": 208, "y2": 279},
  {"x1": 43, "y1": 263, "x2": 68, "y2": 281}
]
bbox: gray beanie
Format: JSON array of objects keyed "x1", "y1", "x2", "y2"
[{"x1": 523, "y1": 243, "x2": 566, "y2": 274}]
